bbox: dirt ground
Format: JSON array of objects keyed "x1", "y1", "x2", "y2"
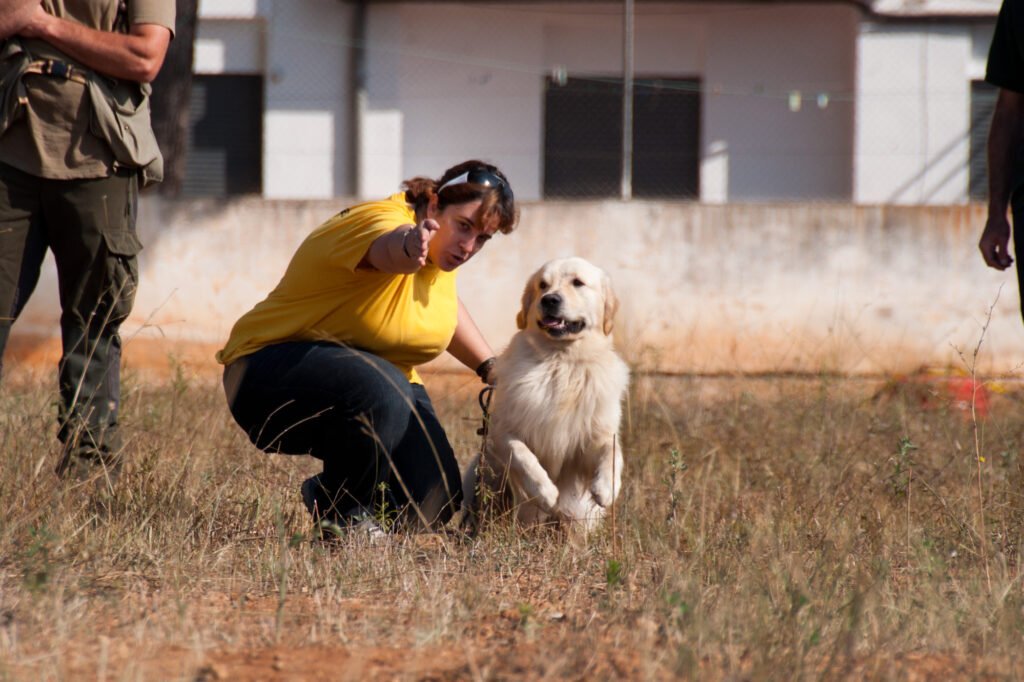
[
  {"x1": 3, "y1": 338, "x2": 1024, "y2": 680},
  {"x1": 12, "y1": 587, "x2": 1013, "y2": 681}
]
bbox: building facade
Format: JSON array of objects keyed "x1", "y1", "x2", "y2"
[{"x1": 190, "y1": 0, "x2": 1000, "y2": 205}]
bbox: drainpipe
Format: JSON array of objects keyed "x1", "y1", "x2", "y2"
[
  {"x1": 621, "y1": 0, "x2": 634, "y2": 201},
  {"x1": 351, "y1": 0, "x2": 368, "y2": 198}
]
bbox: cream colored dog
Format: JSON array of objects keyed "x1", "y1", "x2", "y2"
[{"x1": 462, "y1": 257, "x2": 629, "y2": 532}]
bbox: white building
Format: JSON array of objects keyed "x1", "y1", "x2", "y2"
[{"x1": 190, "y1": 0, "x2": 1002, "y2": 205}]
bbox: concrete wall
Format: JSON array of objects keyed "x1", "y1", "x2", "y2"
[{"x1": 12, "y1": 199, "x2": 1020, "y2": 377}]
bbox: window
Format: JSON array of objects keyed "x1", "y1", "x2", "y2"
[
  {"x1": 184, "y1": 75, "x2": 263, "y2": 197},
  {"x1": 543, "y1": 76, "x2": 700, "y2": 199},
  {"x1": 969, "y1": 80, "x2": 998, "y2": 202}
]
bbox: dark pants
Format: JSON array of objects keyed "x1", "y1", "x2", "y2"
[
  {"x1": 0, "y1": 162, "x2": 140, "y2": 467},
  {"x1": 225, "y1": 341, "x2": 462, "y2": 528}
]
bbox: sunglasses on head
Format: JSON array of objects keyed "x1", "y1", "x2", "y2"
[{"x1": 438, "y1": 169, "x2": 512, "y2": 201}]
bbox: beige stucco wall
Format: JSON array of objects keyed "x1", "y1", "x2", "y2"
[{"x1": 12, "y1": 198, "x2": 1020, "y2": 377}]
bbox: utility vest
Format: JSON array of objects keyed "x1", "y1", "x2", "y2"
[{"x1": 0, "y1": 4, "x2": 164, "y2": 186}]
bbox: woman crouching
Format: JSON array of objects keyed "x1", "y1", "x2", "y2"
[{"x1": 216, "y1": 160, "x2": 517, "y2": 537}]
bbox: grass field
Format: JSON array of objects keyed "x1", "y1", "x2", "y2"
[{"x1": 2, "y1": 361, "x2": 1023, "y2": 680}]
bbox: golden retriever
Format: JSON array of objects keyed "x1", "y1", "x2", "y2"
[{"x1": 462, "y1": 257, "x2": 629, "y2": 533}]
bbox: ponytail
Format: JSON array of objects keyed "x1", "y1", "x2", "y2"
[{"x1": 402, "y1": 177, "x2": 437, "y2": 217}]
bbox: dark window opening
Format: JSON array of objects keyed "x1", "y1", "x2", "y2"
[
  {"x1": 543, "y1": 76, "x2": 700, "y2": 199},
  {"x1": 184, "y1": 74, "x2": 263, "y2": 197},
  {"x1": 969, "y1": 80, "x2": 998, "y2": 202}
]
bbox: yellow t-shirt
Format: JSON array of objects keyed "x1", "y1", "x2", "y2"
[{"x1": 216, "y1": 193, "x2": 458, "y2": 384}]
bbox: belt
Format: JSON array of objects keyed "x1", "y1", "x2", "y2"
[{"x1": 25, "y1": 59, "x2": 88, "y2": 85}]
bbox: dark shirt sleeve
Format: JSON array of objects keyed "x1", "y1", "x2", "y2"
[{"x1": 987, "y1": 0, "x2": 1024, "y2": 93}]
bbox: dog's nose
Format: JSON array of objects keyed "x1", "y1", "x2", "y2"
[{"x1": 540, "y1": 293, "x2": 562, "y2": 312}]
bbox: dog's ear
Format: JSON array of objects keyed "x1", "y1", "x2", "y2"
[
  {"x1": 602, "y1": 274, "x2": 619, "y2": 336},
  {"x1": 517, "y1": 274, "x2": 537, "y2": 330}
]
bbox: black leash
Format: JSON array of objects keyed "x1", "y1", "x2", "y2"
[{"x1": 477, "y1": 385, "x2": 493, "y2": 437}]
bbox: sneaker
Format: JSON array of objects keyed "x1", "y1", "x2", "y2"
[
  {"x1": 345, "y1": 508, "x2": 388, "y2": 541},
  {"x1": 310, "y1": 508, "x2": 387, "y2": 543},
  {"x1": 301, "y1": 476, "x2": 387, "y2": 541}
]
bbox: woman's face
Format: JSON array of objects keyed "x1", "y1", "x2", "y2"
[{"x1": 427, "y1": 199, "x2": 499, "y2": 271}]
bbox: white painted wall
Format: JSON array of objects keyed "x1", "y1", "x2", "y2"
[
  {"x1": 364, "y1": 2, "x2": 857, "y2": 202},
  {"x1": 855, "y1": 21, "x2": 995, "y2": 205},
  {"x1": 197, "y1": 1, "x2": 859, "y2": 202},
  {"x1": 701, "y1": 4, "x2": 857, "y2": 201},
  {"x1": 262, "y1": 1, "x2": 354, "y2": 198},
  {"x1": 193, "y1": 2, "x2": 998, "y2": 205},
  {"x1": 194, "y1": 19, "x2": 264, "y2": 75},
  {"x1": 198, "y1": 0, "x2": 355, "y2": 198},
  {"x1": 198, "y1": 0, "x2": 260, "y2": 19}
]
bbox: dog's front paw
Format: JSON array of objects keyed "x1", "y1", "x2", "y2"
[
  {"x1": 590, "y1": 475, "x2": 617, "y2": 508},
  {"x1": 535, "y1": 478, "x2": 559, "y2": 512}
]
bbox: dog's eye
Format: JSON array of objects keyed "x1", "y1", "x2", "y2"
[
  {"x1": 538, "y1": 281, "x2": 549, "y2": 291},
  {"x1": 572, "y1": 278, "x2": 585, "y2": 287}
]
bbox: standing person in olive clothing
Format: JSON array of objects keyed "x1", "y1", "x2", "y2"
[
  {"x1": 0, "y1": 0, "x2": 175, "y2": 482},
  {"x1": 217, "y1": 160, "x2": 517, "y2": 536},
  {"x1": 980, "y1": 0, "x2": 1024, "y2": 318}
]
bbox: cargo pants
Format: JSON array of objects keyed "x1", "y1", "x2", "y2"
[{"x1": 0, "y1": 162, "x2": 141, "y2": 474}]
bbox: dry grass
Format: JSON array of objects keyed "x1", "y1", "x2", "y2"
[{"x1": 2, "y1": 361, "x2": 1024, "y2": 680}]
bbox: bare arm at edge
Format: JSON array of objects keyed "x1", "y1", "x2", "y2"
[
  {"x1": 980, "y1": 88, "x2": 1024, "y2": 271},
  {"x1": 17, "y1": 5, "x2": 171, "y2": 83},
  {"x1": 447, "y1": 298, "x2": 495, "y2": 381}
]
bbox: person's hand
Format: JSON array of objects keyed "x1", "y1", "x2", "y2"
[
  {"x1": 0, "y1": 0, "x2": 44, "y2": 40},
  {"x1": 402, "y1": 218, "x2": 439, "y2": 269},
  {"x1": 979, "y1": 213, "x2": 1014, "y2": 271},
  {"x1": 15, "y1": 4, "x2": 52, "y2": 39}
]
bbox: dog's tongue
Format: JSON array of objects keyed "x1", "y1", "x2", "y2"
[{"x1": 540, "y1": 316, "x2": 565, "y2": 329}]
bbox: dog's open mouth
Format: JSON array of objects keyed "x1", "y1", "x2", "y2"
[{"x1": 538, "y1": 315, "x2": 586, "y2": 337}]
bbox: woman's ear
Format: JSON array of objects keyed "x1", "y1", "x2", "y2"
[{"x1": 427, "y1": 193, "x2": 439, "y2": 218}]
